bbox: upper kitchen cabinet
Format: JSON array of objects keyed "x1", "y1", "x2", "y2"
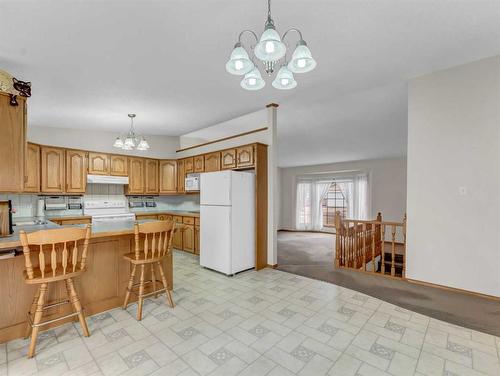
[
  {"x1": 127, "y1": 157, "x2": 145, "y2": 194},
  {"x1": 0, "y1": 93, "x2": 26, "y2": 192},
  {"x1": 177, "y1": 159, "x2": 185, "y2": 193},
  {"x1": 159, "y1": 160, "x2": 177, "y2": 194},
  {"x1": 221, "y1": 149, "x2": 236, "y2": 170},
  {"x1": 144, "y1": 159, "x2": 159, "y2": 194},
  {"x1": 41, "y1": 146, "x2": 65, "y2": 193},
  {"x1": 110, "y1": 155, "x2": 128, "y2": 176},
  {"x1": 204, "y1": 152, "x2": 221, "y2": 172},
  {"x1": 24, "y1": 143, "x2": 40, "y2": 192},
  {"x1": 184, "y1": 157, "x2": 194, "y2": 174},
  {"x1": 88, "y1": 152, "x2": 110, "y2": 175},
  {"x1": 65, "y1": 149, "x2": 87, "y2": 193},
  {"x1": 194, "y1": 155, "x2": 204, "y2": 172},
  {"x1": 236, "y1": 145, "x2": 254, "y2": 168}
]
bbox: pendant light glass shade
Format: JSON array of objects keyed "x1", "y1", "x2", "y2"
[
  {"x1": 240, "y1": 67, "x2": 265, "y2": 90},
  {"x1": 225, "y1": 45, "x2": 254, "y2": 75},
  {"x1": 254, "y1": 26, "x2": 286, "y2": 62},
  {"x1": 136, "y1": 138, "x2": 150, "y2": 151},
  {"x1": 272, "y1": 66, "x2": 297, "y2": 90},
  {"x1": 288, "y1": 42, "x2": 316, "y2": 73},
  {"x1": 113, "y1": 137, "x2": 124, "y2": 148}
]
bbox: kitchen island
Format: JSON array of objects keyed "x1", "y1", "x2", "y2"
[{"x1": 0, "y1": 218, "x2": 174, "y2": 343}]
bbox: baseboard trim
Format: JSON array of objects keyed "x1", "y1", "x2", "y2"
[
  {"x1": 406, "y1": 278, "x2": 500, "y2": 301},
  {"x1": 278, "y1": 229, "x2": 335, "y2": 235},
  {"x1": 267, "y1": 264, "x2": 278, "y2": 269}
]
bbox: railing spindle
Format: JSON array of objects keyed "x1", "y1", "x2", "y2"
[
  {"x1": 381, "y1": 224, "x2": 386, "y2": 275},
  {"x1": 391, "y1": 224, "x2": 396, "y2": 276},
  {"x1": 362, "y1": 223, "x2": 367, "y2": 271}
]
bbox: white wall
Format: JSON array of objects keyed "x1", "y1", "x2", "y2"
[
  {"x1": 177, "y1": 107, "x2": 279, "y2": 266},
  {"x1": 407, "y1": 56, "x2": 500, "y2": 297},
  {"x1": 280, "y1": 157, "x2": 407, "y2": 230},
  {"x1": 28, "y1": 126, "x2": 179, "y2": 159}
]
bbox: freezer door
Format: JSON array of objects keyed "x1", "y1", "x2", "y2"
[
  {"x1": 200, "y1": 205, "x2": 231, "y2": 274},
  {"x1": 200, "y1": 171, "x2": 232, "y2": 206}
]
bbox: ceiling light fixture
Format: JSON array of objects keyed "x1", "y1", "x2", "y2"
[
  {"x1": 226, "y1": 0, "x2": 316, "y2": 90},
  {"x1": 113, "y1": 114, "x2": 150, "y2": 151}
]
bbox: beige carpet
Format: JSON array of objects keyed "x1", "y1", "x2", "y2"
[{"x1": 277, "y1": 230, "x2": 500, "y2": 336}]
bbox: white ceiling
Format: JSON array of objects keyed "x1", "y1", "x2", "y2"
[{"x1": 1, "y1": 0, "x2": 499, "y2": 167}]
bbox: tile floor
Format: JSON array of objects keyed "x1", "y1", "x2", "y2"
[{"x1": 1, "y1": 251, "x2": 499, "y2": 376}]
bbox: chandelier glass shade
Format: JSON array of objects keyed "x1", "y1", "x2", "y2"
[
  {"x1": 225, "y1": 0, "x2": 316, "y2": 90},
  {"x1": 113, "y1": 114, "x2": 150, "y2": 151}
]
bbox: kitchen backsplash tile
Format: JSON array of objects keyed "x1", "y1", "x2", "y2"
[{"x1": 1, "y1": 184, "x2": 200, "y2": 218}]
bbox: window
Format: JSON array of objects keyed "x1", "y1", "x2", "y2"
[{"x1": 321, "y1": 182, "x2": 347, "y2": 227}]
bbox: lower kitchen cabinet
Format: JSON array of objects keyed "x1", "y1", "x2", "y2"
[
  {"x1": 195, "y1": 225, "x2": 200, "y2": 254},
  {"x1": 183, "y1": 224, "x2": 195, "y2": 253},
  {"x1": 172, "y1": 216, "x2": 183, "y2": 249}
]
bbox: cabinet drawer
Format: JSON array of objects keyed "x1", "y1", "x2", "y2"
[
  {"x1": 60, "y1": 218, "x2": 91, "y2": 225},
  {"x1": 137, "y1": 214, "x2": 158, "y2": 220},
  {"x1": 183, "y1": 217, "x2": 194, "y2": 225},
  {"x1": 158, "y1": 214, "x2": 173, "y2": 221},
  {"x1": 173, "y1": 216, "x2": 183, "y2": 223}
]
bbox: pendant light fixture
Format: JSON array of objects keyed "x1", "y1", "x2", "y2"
[
  {"x1": 113, "y1": 114, "x2": 150, "y2": 151},
  {"x1": 225, "y1": 0, "x2": 316, "y2": 90}
]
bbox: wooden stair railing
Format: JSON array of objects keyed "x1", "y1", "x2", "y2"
[{"x1": 334, "y1": 212, "x2": 407, "y2": 278}]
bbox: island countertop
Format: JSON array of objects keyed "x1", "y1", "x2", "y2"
[{"x1": 0, "y1": 218, "x2": 168, "y2": 250}]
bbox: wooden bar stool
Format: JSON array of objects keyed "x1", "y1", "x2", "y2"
[
  {"x1": 19, "y1": 225, "x2": 92, "y2": 358},
  {"x1": 122, "y1": 220, "x2": 177, "y2": 320}
]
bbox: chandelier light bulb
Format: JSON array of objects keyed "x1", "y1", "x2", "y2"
[
  {"x1": 241, "y1": 67, "x2": 265, "y2": 90},
  {"x1": 225, "y1": 44, "x2": 254, "y2": 75},
  {"x1": 288, "y1": 40, "x2": 317, "y2": 73},
  {"x1": 272, "y1": 65, "x2": 297, "y2": 90},
  {"x1": 254, "y1": 26, "x2": 286, "y2": 62}
]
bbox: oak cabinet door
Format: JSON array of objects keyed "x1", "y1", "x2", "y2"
[
  {"x1": 183, "y1": 224, "x2": 195, "y2": 253},
  {"x1": 194, "y1": 225, "x2": 200, "y2": 255},
  {"x1": 66, "y1": 149, "x2": 87, "y2": 193},
  {"x1": 194, "y1": 155, "x2": 204, "y2": 172},
  {"x1": 0, "y1": 94, "x2": 26, "y2": 192},
  {"x1": 172, "y1": 216, "x2": 183, "y2": 249},
  {"x1": 127, "y1": 158, "x2": 145, "y2": 194},
  {"x1": 236, "y1": 145, "x2": 254, "y2": 168},
  {"x1": 144, "y1": 159, "x2": 159, "y2": 194},
  {"x1": 24, "y1": 143, "x2": 40, "y2": 192},
  {"x1": 221, "y1": 149, "x2": 236, "y2": 170},
  {"x1": 159, "y1": 160, "x2": 177, "y2": 194},
  {"x1": 204, "y1": 152, "x2": 221, "y2": 172},
  {"x1": 177, "y1": 159, "x2": 185, "y2": 193},
  {"x1": 110, "y1": 155, "x2": 128, "y2": 176},
  {"x1": 41, "y1": 146, "x2": 65, "y2": 193},
  {"x1": 88, "y1": 152, "x2": 110, "y2": 175},
  {"x1": 184, "y1": 157, "x2": 194, "y2": 174}
]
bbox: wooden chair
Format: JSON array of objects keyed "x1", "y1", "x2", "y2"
[
  {"x1": 122, "y1": 220, "x2": 176, "y2": 320},
  {"x1": 19, "y1": 225, "x2": 92, "y2": 358}
]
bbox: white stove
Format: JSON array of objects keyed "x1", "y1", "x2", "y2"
[{"x1": 83, "y1": 199, "x2": 136, "y2": 224}]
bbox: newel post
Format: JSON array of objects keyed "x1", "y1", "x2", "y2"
[{"x1": 334, "y1": 211, "x2": 341, "y2": 268}]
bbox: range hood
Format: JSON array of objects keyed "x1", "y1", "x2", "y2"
[{"x1": 87, "y1": 174, "x2": 129, "y2": 185}]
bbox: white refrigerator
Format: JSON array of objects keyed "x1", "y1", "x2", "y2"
[{"x1": 200, "y1": 170, "x2": 255, "y2": 275}]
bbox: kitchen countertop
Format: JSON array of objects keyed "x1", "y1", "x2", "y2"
[
  {"x1": 0, "y1": 218, "x2": 167, "y2": 250},
  {"x1": 132, "y1": 209, "x2": 200, "y2": 217}
]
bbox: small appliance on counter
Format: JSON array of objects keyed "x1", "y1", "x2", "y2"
[
  {"x1": 128, "y1": 196, "x2": 145, "y2": 209},
  {"x1": 67, "y1": 196, "x2": 83, "y2": 210},
  {"x1": 144, "y1": 196, "x2": 157, "y2": 208},
  {"x1": 44, "y1": 196, "x2": 67, "y2": 211},
  {"x1": 0, "y1": 200, "x2": 13, "y2": 237},
  {"x1": 185, "y1": 173, "x2": 200, "y2": 192}
]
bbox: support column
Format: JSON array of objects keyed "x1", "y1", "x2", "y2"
[{"x1": 266, "y1": 103, "x2": 279, "y2": 267}]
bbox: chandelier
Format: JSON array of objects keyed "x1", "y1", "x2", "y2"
[
  {"x1": 113, "y1": 114, "x2": 150, "y2": 151},
  {"x1": 225, "y1": 0, "x2": 316, "y2": 91}
]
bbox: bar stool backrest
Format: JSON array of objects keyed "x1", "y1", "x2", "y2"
[
  {"x1": 19, "y1": 225, "x2": 92, "y2": 280},
  {"x1": 134, "y1": 220, "x2": 176, "y2": 261}
]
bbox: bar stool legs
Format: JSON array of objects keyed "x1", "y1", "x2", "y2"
[
  {"x1": 123, "y1": 264, "x2": 137, "y2": 310},
  {"x1": 137, "y1": 265, "x2": 146, "y2": 321},
  {"x1": 157, "y1": 262, "x2": 174, "y2": 308},
  {"x1": 25, "y1": 285, "x2": 41, "y2": 339},
  {"x1": 65, "y1": 278, "x2": 90, "y2": 337},
  {"x1": 28, "y1": 283, "x2": 48, "y2": 358}
]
